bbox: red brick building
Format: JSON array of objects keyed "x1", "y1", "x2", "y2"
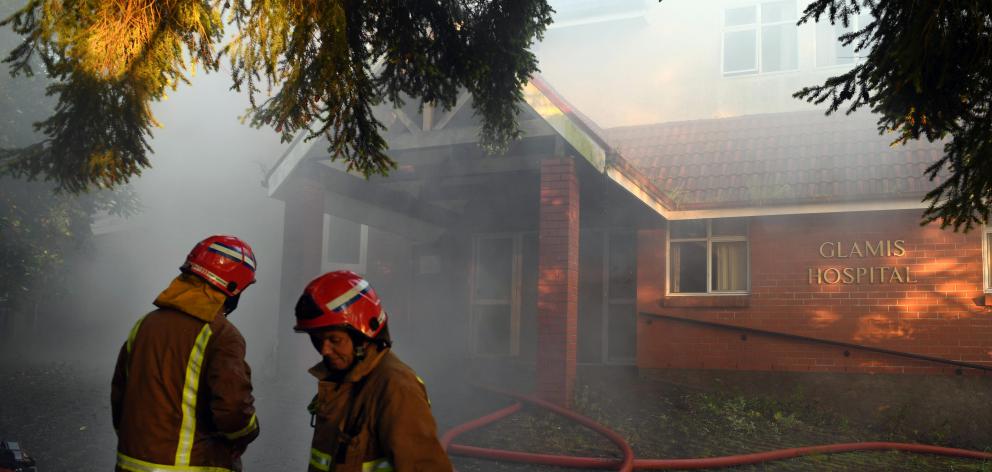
[
  {"x1": 266, "y1": 76, "x2": 992, "y2": 406},
  {"x1": 619, "y1": 112, "x2": 991, "y2": 376}
]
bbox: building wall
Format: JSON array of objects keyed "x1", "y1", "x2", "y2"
[
  {"x1": 637, "y1": 210, "x2": 992, "y2": 374},
  {"x1": 536, "y1": 0, "x2": 859, "y2": 127}
]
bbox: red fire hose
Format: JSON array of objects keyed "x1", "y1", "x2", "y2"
[
  {"x1": 443, "y1": 388, "x2": 992, "y2": 470},
  {"x1": 442, "y1": 387, "x2": 635, "y2": 471}
]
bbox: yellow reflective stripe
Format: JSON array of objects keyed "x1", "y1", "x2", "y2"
[
  {"x1": 309, "y1": 448, "x2": 332, "y2": 471},
  {"x1": 175, "y1": 324, "x2": 213, "y2": 466},
  {"x1": 126, "y1": 316, "x2": 146, "y2": 354},
  {"x1": 362, "y1": 458, "x2": 394, "y2": 472},
  {"x1": 415, "y1": 375, "x2": 431, "y2": 407},
  {"x1": 116, "y1": 452, "x2": 233, "y2": 472},
  {"x1": 224, "y1": 413, "x2": 258, "y2": 440}
]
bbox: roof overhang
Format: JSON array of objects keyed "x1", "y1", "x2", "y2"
[
  {"x1": 523, "y1": 79, "x2": 607, "y2": 171},
  {"x1": 265, "y1": 78, "x2": 925, "y2": 221},
  {"x1": 606, "y1": 161, "x2": 926, "y2": 219},
  {"x1": 265, "y1": 133, "x2": 312, "y2": 198}
]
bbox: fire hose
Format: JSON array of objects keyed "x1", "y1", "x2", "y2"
[{"x1": 441, "y1": 387, "x2": 992, "y2": 471}]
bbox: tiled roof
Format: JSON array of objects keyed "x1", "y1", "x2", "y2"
[{"x1": 605, "y1": 111, "x2": 944, "y2": 210}]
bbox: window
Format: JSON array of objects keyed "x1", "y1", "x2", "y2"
[
  {"x1": 669, "y1": 219, "x2": 749, "y2": 294},
  {"x1": 984, "y1": 226, "x2": 992, "y2": 292},
  {"x1": 816, "y1": 11, "x2": 871, "y2": 67},
  {"x1": 578, "y1": 230, "x2": 637, "y2": 365},
  {"x1": 469, "y1": 233, "x2": 540, "y2": 359},
  {"x1": 722, "y1": 1, "x2": 798, "y2": 76},
  {"x1": 322, "y1": 214, "x2": 368, "y2": 273}
]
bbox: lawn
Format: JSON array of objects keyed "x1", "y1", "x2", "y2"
[{"x1": 450, "y1": 368, "x2": 992, "y2": 471}]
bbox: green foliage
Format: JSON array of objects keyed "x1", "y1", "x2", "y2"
[
  {"x1": 1, "y1": 0, "x2": 223, "y2": 192},
  {"x1": 0, "y1": 2, "x2": 139, "y2": 317},
  {"x1": 1, "y1": 0, "x2": 553, "y2": 191},
  {"x1": 794, "y1": 1, "x2": 992, "y2": 231},
  {"x1": 0, "y1": 178, "x2": 137, "y2": 314}
]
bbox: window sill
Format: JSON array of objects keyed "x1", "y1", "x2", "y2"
[{"x1": 660, "y1": 295, "x2": 750, "y2": 308}]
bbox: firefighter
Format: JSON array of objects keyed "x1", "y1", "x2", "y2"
[
  {"x1": 111, "y1": 235, "x2": 260, "y2": 472},
  {"x1": 294, "y1": 270, "x2": 452, "y2": 472}
]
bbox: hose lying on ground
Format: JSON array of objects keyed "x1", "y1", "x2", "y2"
[{"x1": 443, "y1": 386, "x2": 992, "y2": 470}]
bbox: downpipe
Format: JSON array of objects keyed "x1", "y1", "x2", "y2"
[{"x1": 443, "y1": 387, "x2": 992, "y2": 471}]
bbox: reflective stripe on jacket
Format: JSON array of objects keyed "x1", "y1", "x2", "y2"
[
  {"x1": 309, "y1": 449, "x2": 394, "y2": 472},
  {"x1": 307, "y1": 346, "x2": 452, "y2": 471},
  {"x1": 111, "y1": 274, "x2": 259, "y2": 472}
]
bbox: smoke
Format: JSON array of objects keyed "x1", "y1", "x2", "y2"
[{"x1": 2, "y1": 2, "x2": 939, "y2": 471}]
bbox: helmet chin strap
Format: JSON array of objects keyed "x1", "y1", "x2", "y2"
[
  {"x1": 222, "y1": 293, "x2": 241, "y2": 316},
  {"x1": 354, "y1": 343, "x2": 367, "y2": 361}
]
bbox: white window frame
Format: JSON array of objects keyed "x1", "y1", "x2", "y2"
[
  {"x1": 321, "y1": 214, "x2": 368, "y2": 274},
  {"x1": 667, "y1": 219, "x2": 750, "y2": 295},
  {"x1": 814, "y1": 10, "x2": 870, "y2": 69},
  {"x1": 469, "y1": 233, "x2": 522, "y2": 357},
  {"x1": 721, "y1": 1, "x2": 799, "y2": 77},
  {"x1": 984, "y1": 225, "x2": 992, "y2": 293}
]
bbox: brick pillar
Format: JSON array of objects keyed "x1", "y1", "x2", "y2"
[
  {"x1": 277, "y1": 174, "x2": 325, "y2": 373},
  {"x1": 537, "y1": 157, "x2": 579, "y2": 407}
]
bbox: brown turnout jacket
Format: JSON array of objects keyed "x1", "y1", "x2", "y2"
[
  {"x1": 308, "y1": 345, "x2": 452, "y2": 472},
  {"x1": 111, "y1": 274, "x2": 259, "y2": 472}
]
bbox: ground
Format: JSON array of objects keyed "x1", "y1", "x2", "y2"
[
  {"x1": 452, "y1": 368, "x2": 992, "y2": 471},
  {"x1": 1, "y1": 356, "x2": 990, "y2": 471}
]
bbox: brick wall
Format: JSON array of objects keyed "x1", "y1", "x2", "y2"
[
  {"x1": 637, "y1": 210, "x2": 992, "y2": 374},
  {"x1": 537, "y1": 157, "x2": 580, "y2": 406}
]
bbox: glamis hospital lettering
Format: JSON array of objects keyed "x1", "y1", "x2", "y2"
[
  {"x1": 818, "y1": 240, "x2": 906, "y2": 258},
  {"x1": 809, "y1": 240, "x2": 915, "y2": 284}
]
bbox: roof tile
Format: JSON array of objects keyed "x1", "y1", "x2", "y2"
[{"x1": 605, "y1": 111, "x2": 944, "y2": 209}]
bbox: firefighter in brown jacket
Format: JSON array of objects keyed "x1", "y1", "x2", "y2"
[
  {"x1": 111, "y1": 235, "x2": 260, "y2": 472},
  {"x1": 293, "y1": 270, "x2": 453, "y2": 472}
]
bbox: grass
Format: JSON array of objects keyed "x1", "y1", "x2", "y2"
[{"x1": 451, "y1": 369, "x2": 992, "y2": 471}]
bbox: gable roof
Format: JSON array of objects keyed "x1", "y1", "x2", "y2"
[
  {"x1": 606, "y1": 111, "x2": 942, "y2": 211},
  {"x1": 264, "y1": 76, "x2": 937, "y2": 221},
  {"x1": 264, "y1": 74, "x2": 671, "y2": 212}
]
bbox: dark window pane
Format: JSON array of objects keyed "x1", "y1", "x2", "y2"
[
  {"x1": 671, "y1": 241, "x2": 707, "y2": 293},
  {"x1": 723, "y1": 30, "x2": 757, "y2": 74},
  {"x1": 579, "y1": 230, "x2": 604, "y2": 363},
  {"x1": 726, "y1": 5, "x2": 756, "y2": 26},
  {"x1": 326, "y1": 215, "x2": 362, "y2": 264},
  {"x1": 475, "y1": 238, "x2": 513, "y2": 300},
  {"x1": 609, "y1": 232, "x2": 636, "y2": 299},
  {"x1": 712, "y1": 241, "x2": 748, "y2": 291},
  {"x1": 712, "y1": 218, "x2": 748, "y2": 237},
  {"x1": 670, "y1": 220, "x2": 707, "y2": 239},
  {"x1": 607, "y1": 302, "x2": 636, "y2": 362},
  {"x1": 474, "y1": 305, "x2": 511, "y2": 355},
  {"x1": 761, "y1": 23, "x2": 798, "y2": 72}
]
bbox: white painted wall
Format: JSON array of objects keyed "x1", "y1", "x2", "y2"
[{"x1": 537, "y1": 0, "x2": 862, "y2": 127}]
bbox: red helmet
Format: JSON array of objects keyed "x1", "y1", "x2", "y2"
[
  {"x1": 181, "y1": 235, "x2": 257, "y2": 297},
  {"x1": 294, "y1": 271, "x2": 387, "y2": 339}
]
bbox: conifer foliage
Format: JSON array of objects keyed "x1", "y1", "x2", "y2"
[
  {"x1": 795, "y1": 1, "x2": 992, "y2": 231},
  {"x1": 1, "y1": 0, "x2": 553, "y2": 192}
]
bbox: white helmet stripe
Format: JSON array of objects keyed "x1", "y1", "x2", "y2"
[
  {"x1": 325, "y1": 279, "x2": 370, "y2": 312},
  {"x1": 209, "y1": 243, "x2": 256, "y2": 270}
]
